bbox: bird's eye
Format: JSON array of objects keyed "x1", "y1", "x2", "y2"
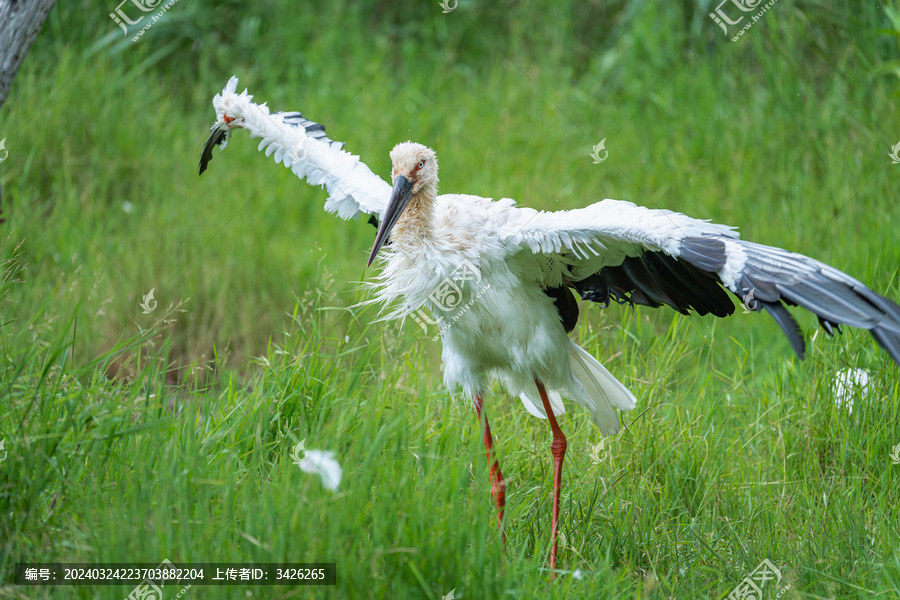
[{"x1": 417, "y1": 160, "x2": 425, "y2": 169}]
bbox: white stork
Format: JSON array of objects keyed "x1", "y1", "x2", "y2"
[{"x1": 200, "y1": 77, "x2": 900, "y2": 568}]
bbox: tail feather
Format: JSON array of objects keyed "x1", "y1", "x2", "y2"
[
  {"x1": 519, "y1": 386, "x2": 565, "y2": 419},
  {"x1": 567, "y1": 340, "x2": 637, "y2": 435},
  {"x1": 517, "y1": 341, "x2": 637, "y2": 435}
]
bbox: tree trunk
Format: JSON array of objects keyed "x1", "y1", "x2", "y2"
[{"x1": 0, "y1": 0, "x2": 57, "y2": 111}]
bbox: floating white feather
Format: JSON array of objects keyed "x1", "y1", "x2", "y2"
[{"x1": 295, "y1": 450, "x2": 343, "y2": 491}]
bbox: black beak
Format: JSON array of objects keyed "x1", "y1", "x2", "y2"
[{"x1": 367, "y1": 175, "x2": 414, "y2": 267}]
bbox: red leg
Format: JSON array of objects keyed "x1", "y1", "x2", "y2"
[
  {"x1": 474, "y1": 395, "x2": 506, "y2": 531},
  {"x1": 535, "y1": 378, "x2": 566, "y2": 570}
]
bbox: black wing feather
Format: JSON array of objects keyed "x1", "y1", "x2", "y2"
[
  {"x1": 758, "y1": 299, "x2": 806, "y2": 358},
  {"x1": 572, "y1": 242, "x2": 735, "y2": 318},
  {"x1": 568, "y1": 235, "x2": 900, "y2": 366},
  {"x1": 279, "y1": 112, "x2": 344, "y2": 150},
  {"x1": 544, "y1": 285, "x2": 580, "y2": 333}
]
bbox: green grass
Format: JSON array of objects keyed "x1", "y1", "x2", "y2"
[{"x1": 1, "y1": 0, "x2": 900, "y2": 598}]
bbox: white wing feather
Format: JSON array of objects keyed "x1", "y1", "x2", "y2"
[
  {"x1": 208, "y1": 77, "x2": 390, "y2": 220},
  {"x1": 500, "y1": 199, "x2": 741, "y2": 285}
]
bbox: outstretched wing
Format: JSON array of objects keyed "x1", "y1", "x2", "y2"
[
  {"x1": 501, "y1": 199, "x2": 900, "y2": 364},
  {"x1": 199, "y1": 77, "x2": 390, "y2": 223}
]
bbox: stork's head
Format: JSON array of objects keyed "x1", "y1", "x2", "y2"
[
  {"x1": 389, "y1": 142, "x2": 439, "y2": 193},
  {"x1": 368, "y1": 142, "x2": 438, "y2": 267}
]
